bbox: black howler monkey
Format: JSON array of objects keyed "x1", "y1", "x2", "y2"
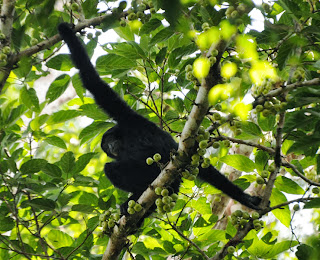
[{"x1": 58, "y1": 23, "x2": 261, "y2": 219}]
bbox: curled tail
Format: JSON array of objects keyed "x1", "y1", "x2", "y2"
[{"x1": 58, "y1": 23, "x2": 137, "y2": 122}]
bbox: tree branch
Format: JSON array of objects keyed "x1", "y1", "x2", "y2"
[{"x1": 102, "y1": 39, "x2": 227, "y2": 260}]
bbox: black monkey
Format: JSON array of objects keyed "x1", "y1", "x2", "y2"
[{"x1": 58, "y1": 23, "x2": 261, "y2": 219}]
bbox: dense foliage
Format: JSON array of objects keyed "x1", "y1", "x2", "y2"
[{"x1": 0, "y1": 0, "x2": 320, "y2": 259}]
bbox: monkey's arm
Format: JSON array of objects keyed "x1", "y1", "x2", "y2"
[{"x1": 58, "y1": 23, "x2": 137, "y2": 122}]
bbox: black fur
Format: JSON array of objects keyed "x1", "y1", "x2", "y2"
[{"x1": 58, "y1": 23, "x2": 261, "y2": 218}]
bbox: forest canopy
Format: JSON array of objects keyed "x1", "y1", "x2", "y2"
[{"x1": 0, "y1": 0, "x2": 320, "y2": 259}]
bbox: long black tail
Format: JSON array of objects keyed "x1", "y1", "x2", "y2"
[
  {"x1": 199, "y1": 166, "x2": 261, "y2": 210},
  {"x1": 58, "y1": 23, "x2": 136, "y2": 122}
]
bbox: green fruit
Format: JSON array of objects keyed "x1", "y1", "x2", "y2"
[
  {"x1": 293, "y1": 204, "x2": 300, "y2": 211},
  {"x1": 134, "y1": 203, "x2": 142, "y2": 212},
  {"x1": 161, "y1": 188, "x2": 169, "y2": 196},
  {"x1": 153, "y1": 153, "x2": 161, "y2": 162},
  {"x1": 171, "y1": 193, "x2": 178, "y2": 200},
  {"x1": 87, "y1": 33, "x2": 93, "y2": 39},
  {"x1": 199, "y1": 140, "x2": 208, "y2": 149},
  {"x1": 0, "y1": 53, "x2": 7, "y2": 61},
  {"x1": 128, "y1": 13, "x2": 137, "y2": 21},
  {"x1": 186, "y1": 71, "x2": 194, "y2": 80},
  {"x1": 202, "y1": 22, "x2": 209, "y2": 30},
  {"x1": 108, "y1": 219, "x2": 116, "y2": 228},
  {"x1": 99, "y1": 213, "x2": 107, "y2": 222},
  {"x1": 227, "y1": 246, "x2": 235, "y2": 254},
  {"x1": 252, "y1": 212, "x2": 259, "y2": 219},
  {"x1": 196, "y1": 134, "x2": 205, "y2": 142},
  {"x1": 262, "y1": 109, "x2": 271, "y2": 117},
  {"x1": 95, "y1": 31, "x2": 102, "y2": 37},
  {"x1": 30, "y1": 38, "x2": 38, "y2": 45},
  {"x1": 163, "y1": 204, "x2": 171, "y2": 212},
  {"x1": 138, "y1": 4, "x2": 146, "y2": 11},
  {"x1": 223, "y1": 140, "x2": 230, "y2": 147},
  {"x1": 201, "y1": 162, "x2": 210, "y2": 168},
  {"x1": 71, "y1": 3, "x2": 79, "y2": 11},
  {"x1": 254, "y1": 223, "x2": 262, "y2": 230},
  {"x1": 204, "y1": 131, "x2": 210, "y2": 140},
  {"x1": 240, "y1": 219, "x2": 247, "y2": 225},
  {"x1": 256, "y1": 176, "x2": 265, "y2": 185},
  {"x1": 191, "y1": 167, "x2": 199, "y2": 175},
  {"x1": 2, "y1": 46, "x2": 11, "y2": 54},
  {"x1": 0, "y1": 33, "x2": 5, "y2": 40},
  {"x1": 162, "y1": 196, "x2": 172, "y2": 204},
  {"x1": 261, "y1": 170, "x2": 269, "y2": 178},
  {"x1": 197, "y1": 148, "x2": 206, "y2": 156},
  {"x1": 211, "y1": 49, "x2": 219, "y2": 57},
  {"x1": 312, "y1": 187, "x2": 320, "y2": 194},
  {"x1": 231, "y1": 10, "x2": 239, "y2": 18},
  {"x1": 146, "y1": 157, "x2": 154, "y2": 165},
  {"x1": 234, "y1": 210, "x2": 243, "y2": 218},
  {"x1": 148, "y1": 1, "x2": 154, "y2": 8},
  {"x1": 150, "y1": 8, "x2": 156, "y2": 14},
  {"x1": 213, "y1": 112, "x2": 221, "y2": 120},
  {"x1": 212, "y1": 142, "x2": 220, "y2": 149},
  {"x1": 256, "y1": 104, "x2": 263, "y2": 112},
  {"x1": 155, "y1": 187, "x2": 162, "y2": 195},
  {"x1": 128, "y1": 200, "x2": 136, "y2": 207},
  {"x1": 127, "y1": 207, "x2": 135, "y2": 215},
  {"x1": 242, "y1": 211, "x2": 250, "y2": 219},
  {"x1": 156, "y1": 198, "x2": 163, "y2": 206},
  {"x1": 185, "y1": 64, "x2": 193, "y2": 72},
  {"x1": 120, "y1": 20, "x2": 127, "y2": 27},
  {"x1": 192, "y1": 154, "x2": 200, "y2": 162},
  {"x1": 137, "y1": 11, "x2": 144, "y2": 18}
]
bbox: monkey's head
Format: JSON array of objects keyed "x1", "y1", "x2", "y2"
[{"x1": 101, "y1": 126, "x2": 122, "y2": 159}]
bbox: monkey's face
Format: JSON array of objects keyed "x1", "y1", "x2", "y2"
[{"x1": 101, "y1": 127, "x2": 122, "y2": 159}]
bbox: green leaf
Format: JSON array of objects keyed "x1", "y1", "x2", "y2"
[
  {"x1": 71, "y1": 73, "x2": 85, "y2": 101},
  {"x1": 140, "y1": 18, "x2": 162, "y2": 35},
  {"x1": 274, "y1": 176, "x2": 305, "y2": 194},
  {"x1": 113, "y1": 25, "x2": 135, "y2": 41},
  {"x1": 42, "y1": 163, "x2": 62, "y2": 178},
  {"x1": 80, "y1": 103, "x2": 108, "y2": 120},
  {"x1": 47, "y1": 230, "x2": 74, "y2": 248},
  {"x1": 47, "y1": 110, "x2": 81, "y2": 124},
  {"x1": 257, "y1": 113, "x2": 276, "y2": 131},
  {"x1": 26, "y1": 198, "x2": 56, "y2": 211},
  {"x1": 20, "y1": 86, "x2": 40, "y2": 112},
  {"x1": 71, "y1": 204, "x2": 95, "y2": 213},
  {"x1": 241, "y1": 121, "x2": 263, "y2": 138},
  {"x1": 44, "y1": 136, "x2": 67, "y2": 149},
  {"x1": 108, "y1": 42, "x2": 145, "y2": 59},
  {"x1": 270, "y1": 188, "x2": 291, "y2": 227},
  {"x1": 46, "y1": 54, "x2": 74, "y2": 71},
  {"x1": 220, "y1": 155, "x2": 255, "y2": 172},
  {"x1": 7, "y1": 105, "x2": 27, "y2": 125},
  {"x1": 46, "y1": 74, "x2": 71, "y2": 103},
  {"x1": 150, "y1": 27, "x2": 175, "y2": 46},
  {"x1": 82, "y1": 0, "x2": 98, "y2": 19},
  {"x1": 304, "y1": 198, "x2": 320, "y2": 209},
  {"x1": 20, "y1": 159, "x2": 47, "y2": 175},
  {"x1": 30, "y1": 114, "x2": 49, "y2": 130},
  {"x1": 72, "y1": 153, "x2": 96, "y2": 174},
  {"x1": 79, "y1": 121, "x2": 112, "y2": 145},
  {"x1": 0, "y1": 217, "x2": 15, "y2": 231},
  {"x1": 96, "y1": 54, "x2": 136, "y2": 73},
  {"x1": 60, "y1": 151, "x2": 76, "y2": 174}
]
